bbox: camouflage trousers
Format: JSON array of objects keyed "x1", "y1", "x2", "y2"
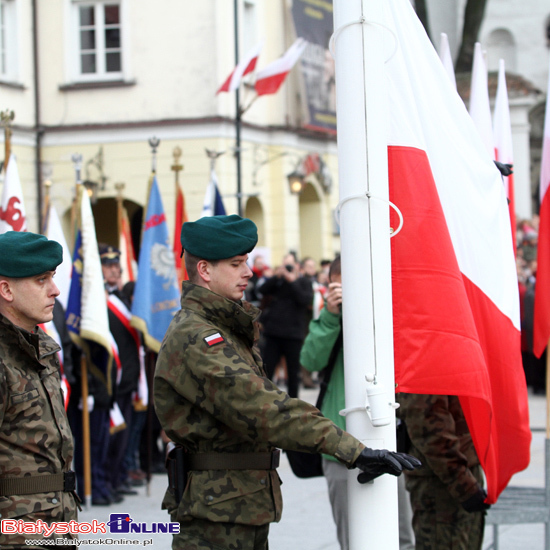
[
  {"x1": 173, "y1": 518, "x2": 270, "y2": 550},
  {"x1": 406, "y1": 466, "x2": 485, "y2": 550}
]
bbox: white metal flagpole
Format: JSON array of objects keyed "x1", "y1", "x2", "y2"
[{"x1": 332, "y1": 0, "x2": 400, "y2": 548}]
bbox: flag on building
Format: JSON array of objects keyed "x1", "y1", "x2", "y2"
[
  {"x1": 438, "y1": 33, "x2": 456, "y2": 89},
  {"x1": 201, "y1": 168, "x2": 227, "y2": 217},
  {"x1": 0, "y1": 154, "x2": 27, "y2": 233},
  {"x1": 173, "y1": 181, "x2": 189, "y2": 285},
  {"x1": 469, "y1": 42, "x2": 495, "y2": 159},
  {"x1": 254, "y1": 38, "x2": 308, "y2": 96},
  {"x1": 533, "y1": 59, "x2": 550, "y2": 359},
  {"x1": 217, "y1": 42, "x2": 263, "y2": 94},
  {"x1": 493, "y1": 59, "x2": 516, "y2": 246},
  {"x1": 131, "y1": 176, "x2": 180, "y2": 352},
  {"x1": 43, "y1": 203, "x2": 73, "y2": 310},
  {"x1": 118, "y1": 198, "x2": 137, "y2": 286},
  {"x1": 386, "y1": 0, "x2": 530, "y2": 503},
  {"x1": 65, "y1": 185, "x2": 113, "y2": 392}
]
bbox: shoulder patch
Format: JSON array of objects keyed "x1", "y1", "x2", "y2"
[{"x1": 204, "y1": 332, "x2": 224, "y2": 346}]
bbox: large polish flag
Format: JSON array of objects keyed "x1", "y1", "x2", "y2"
[
  {"x1": 469, "y1": 42, "x2": 495, "y2": 159},
  {"x1": 216, "y1": 42, "x2": 262, "y2": 94},
  {"x1": 387, "y1": 0, "x2": 530, "y2": 503},
  {"x1": 533, "y1": 59, "x2": 550, "y2": 359},
  {"x1": 493, "y1": 59, "x2": 516, "y2": 246},
  {"x1": 254, "y1": 38, "x2": 307, "y2": 96}
]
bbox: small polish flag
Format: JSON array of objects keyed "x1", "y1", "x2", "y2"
[
  {"x1": 254, "y1": 38, "x2": 307, "y2": 96},
  {"x1": 216, "y1": 42, "x2": 263, "y2": 94},
  {"x1": 205, "y1": 332, "x2": 224, "y2": 346}
]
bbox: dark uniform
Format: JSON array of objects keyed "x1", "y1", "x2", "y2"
[
  {"x1": 0, "y1": 232, "x2": 78, "y2": 549},
  {"x1": 154, "y1": 215, "x2": 420, "y2": 550},
  {"x1": 398, "y1": 393, "x2": 486, "y2": 550}
]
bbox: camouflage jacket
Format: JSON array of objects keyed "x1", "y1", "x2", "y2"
[
  {"x1": 154, "y1": 282, "x2": 364, "y2": 526},
  {"x1": 0, "y1": 313, "x2": 77, "y2": 548},
  {"x1": 397, "y1": 393, "x2": 481, "y2": 503}
]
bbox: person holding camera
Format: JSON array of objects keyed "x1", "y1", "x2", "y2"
[{"x1": 258, "y1": 252, "x2": 313, "y2": 397}]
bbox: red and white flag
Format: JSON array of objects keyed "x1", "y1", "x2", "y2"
[
  {"x1": 0, "y1": 154, "x2": 27, "y2": 233},
  {"x1": 386, "y1": 0, "x2": 530, "y2": 503},
  {"x1": 493, "y1": 59, "x2": 516, "y2": 246},
  {"x1": 44, "y1": 203, "x2": 73, "y2": 310},
  {"x1": 438, "y1": 32, "x2": 456, "y2": 89},
  {"x1": 254, "y1": 38, "x2": 307, "y2": 96},
  {"x1": 533, "y1": 58, "x2": 550, "y2": 358},
  {"x1": 216, "y1": 42, "x2": 262, "y2": 94},
  {"x1": 118, "y1": 201, "x2": 137, "y2": 286},
  {"x1": 469, "y1": 42, "x2": 495, "y2": 159}
]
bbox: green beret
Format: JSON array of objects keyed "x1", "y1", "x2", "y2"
[
  {"x1": 0, "y1": 231, "x2": 63, "y2": 278},
  {"x1": 181, "y1": 215, "x2": 258, "y2": 260}
]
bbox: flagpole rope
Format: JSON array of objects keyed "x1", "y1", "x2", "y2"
[
  {"x1": 328, "y1": 17, "x2": 398, "y2": 63},
  {"x1": 334, "y1": 192, "x2": 404, "y2": 237}
]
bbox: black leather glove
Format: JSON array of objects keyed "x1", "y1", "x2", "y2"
[
  {"x1": 354, "y1": 447, "x2": 422, "y2": 484},
  {"x1": 461, "y1": 488, "x2": 490, "y2": 513}
]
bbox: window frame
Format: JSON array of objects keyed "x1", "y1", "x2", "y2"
[
  {"x1": 68, "y1": 0, "x2": 129, "y2": 84},
  {"x1": 0, "y1": 0, "x2": 19, "y2": 85}
]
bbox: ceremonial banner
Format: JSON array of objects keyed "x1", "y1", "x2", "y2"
[
  {"x1": 173, "y1": 181, "x2": 189, "y2": 285},
  {"x1": 131, "y1": 176, "x2": 180, "y2": 352},
  {"x1": 533, "y1": 59, "x2": 550, "y2": 358},
  {"x1": 0, "y1": 154, "x2": 27, "y2": 233},
  {"x1": 118, "y1": 200, "x2": 137, "y2": 286},
  {"x1": 493, "y1": 59, "x2": 516, "y2": 246},
  {"x1": 65, "y1": 186, "x2": 113, "y2": 390},
  {"x1": 386, "y1": 0, "x2": 530, "y2": 503},
  {"x1": 438, "y1": 33, "x2": 456, "y2": 89},
  {"x1": 469, "y1": 42, "x2": 495, "y2": 159},
  {"x1": 201, "y1": 169, "x2": 227, "y2": 217},
  {"x1": 291, "y1": 0, "x2": 336, "y2": 133},
  {"x1": 44, "y1": 203, "x2": 73, "y2": 310}
]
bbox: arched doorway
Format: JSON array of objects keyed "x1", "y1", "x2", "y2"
[
  {"x1": 298, "y1": 182, "x2": 323, "y2": 260},
  {"x1": 245, "y1": 195, "x2": 266, "y2": 247}
]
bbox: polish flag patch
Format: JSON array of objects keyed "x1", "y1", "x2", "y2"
[{"x1": 205, "y1": 333, "x2": 224, "y2": 346}]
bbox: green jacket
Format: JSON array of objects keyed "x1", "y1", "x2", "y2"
[
  {"x1": 0, "y1": 314, "x2": 77, "y2": 548},
  {"x1": 154, "y1": 282, "x2": 363, "y2": 526},
  {"x1": 300, "y1": 306, "x2": 345, "y2": 463}
]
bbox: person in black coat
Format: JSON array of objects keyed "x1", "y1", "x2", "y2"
[{"x1": 258, "y1": 252, "x2": 313, "y2": 397}]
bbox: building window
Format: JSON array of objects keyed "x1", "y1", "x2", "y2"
[
  {"x1": 0, "y1": 0, "x2": 18, "y2": 83},
  {"x1": 72, "y1": 0, "x2": 124, "y2": 81}
]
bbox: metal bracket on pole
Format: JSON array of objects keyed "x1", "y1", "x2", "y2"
[
  {"x1": 148, "y1": 136, "x2": 160, "y2": 174},
  {"x1": 340, "y1": 375, "x2": 400, "y2": 427}
]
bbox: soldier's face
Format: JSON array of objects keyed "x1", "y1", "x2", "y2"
[
  {"x1": 207, "y1": 254, "x2": 253, "y2": 302},
  {"x1": 8, "y1": 271, "x2": 60, "y2": 331}
]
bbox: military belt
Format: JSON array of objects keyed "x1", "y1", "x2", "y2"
[
  {"x1": 0, "y1": 471, "x2": 76, "y2": 496},
  {"x1": 187, "y1": 450, "x2": 280, "y2": 470}
]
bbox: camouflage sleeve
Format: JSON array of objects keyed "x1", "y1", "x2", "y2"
[
  {"x1": 156, "y1": 326, "x2": 363, "y2": 467},
  {"x1": 398, "y1": 393, "x2": 480, "y2": 502},
  {"x1": 300, "y1": 307, "x2": 341, "y2": 373}
]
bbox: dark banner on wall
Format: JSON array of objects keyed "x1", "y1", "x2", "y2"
[{"x1": 291, "y1": 0, "x2": 336, "y2": 134}]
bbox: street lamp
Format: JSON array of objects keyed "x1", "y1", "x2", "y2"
[{"x1": 287, "y1": 170, "x2": 306, "y2": 195}]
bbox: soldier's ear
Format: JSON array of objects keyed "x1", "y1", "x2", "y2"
[
  {"x1": 196, "y1": 260, "x2": 212, "y2": 283},
  {"x1": 0, "y1": 279, "x2": 14, "y2": 302}
]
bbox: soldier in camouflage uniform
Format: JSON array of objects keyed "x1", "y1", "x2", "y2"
[
  {"x1": 0, "y1": 232, "x2": 79, "y2": 549},
  {"x1": 397, "y1": 393, "x2": 489, "y2": 550},
  {"x1": 155, "y1": 215, "x2": 421, "y2": 550}
]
